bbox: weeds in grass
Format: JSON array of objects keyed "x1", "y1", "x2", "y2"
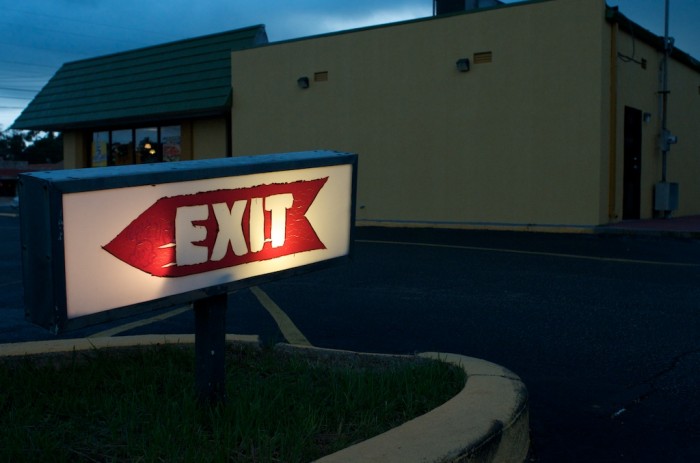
[{"x1": 0, "y1": 344, "x2": 465, "y2": 462}]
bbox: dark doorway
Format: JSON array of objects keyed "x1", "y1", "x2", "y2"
[{"x1": 622, "y1": 107, "x2": 642, "y2": 220}]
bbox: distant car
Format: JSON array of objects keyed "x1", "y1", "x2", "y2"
[{"x1": 10, "y1": 195, "x2": 19, "y2": 209}]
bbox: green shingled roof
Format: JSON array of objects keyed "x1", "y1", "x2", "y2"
[{"x1": 12, "y1": 25, "x2": 267, "y2": 131}]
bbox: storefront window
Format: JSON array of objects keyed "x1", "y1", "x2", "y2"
[
  {"x1": 91, "y1": 125, "x2": 181, "y2": 167},
  {"x1": 110, "y1": 129, "x2": 133, "y2": 166},
  {"x1": 136, "y1": 128, "x2": 160, "y2": 164},
  {"x1": 91, "y1": 131, "x2": 108, "y2": 167},
  {"x1": 161, "y1": 126, "x2": 181, "y2": 162}
]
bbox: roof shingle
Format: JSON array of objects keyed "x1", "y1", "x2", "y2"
[{"x1": 12, "y1": 25, "x2": 267, "y2": 130}]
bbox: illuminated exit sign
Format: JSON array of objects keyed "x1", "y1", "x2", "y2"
[{"x1": 20, "y1": 151, "x2": 357, "y2": 333}]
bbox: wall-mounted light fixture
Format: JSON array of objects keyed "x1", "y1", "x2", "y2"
[
  {"x1": 297, "y1": 77, "x2": 310, "y2": 89},
  {"x1": 456, "y1": 58, "x2": 471, "y2": 72}
]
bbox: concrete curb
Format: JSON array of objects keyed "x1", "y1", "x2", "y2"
[
  {"x1": 0, "y1": 334, "x2": 259, "y2": 357},
  {"x1": 0, "y1": 337, "x2": 529, "y2": 463},
  {"x1": 276, "y1": 344, "x2": 530, "y2": 463}
]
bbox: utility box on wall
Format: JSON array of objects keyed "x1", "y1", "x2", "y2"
[{"x1": 654, "y1": 182, "x2": 679, "y2": 213}]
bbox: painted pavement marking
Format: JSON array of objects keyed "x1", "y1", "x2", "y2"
[
  {"x1": 357, "y1": 239, "x2": 698, "y2": 267},
  {"x1": 88, "y1": 305, "x2": 191, "y2": 338},
  {"x1": 250, "y1": 286, "x2": 312, "y2": 347}
]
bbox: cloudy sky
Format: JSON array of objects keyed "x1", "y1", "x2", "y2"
[{"x1": 1, "y1": 0, "x2": 698, "y2": 131}]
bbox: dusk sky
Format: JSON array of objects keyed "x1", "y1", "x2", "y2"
[{"x1": 1, "y1": 0, "x2": 698, "y2": 130}]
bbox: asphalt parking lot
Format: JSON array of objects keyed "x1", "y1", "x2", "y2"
[{"x1": 1, "y1": 204, "x2": 699, "y2": 462}]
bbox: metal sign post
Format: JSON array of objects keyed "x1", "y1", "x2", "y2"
[
  {"x1": 20, "y1": 151, "x2": 356, "y2": 332},
  {"x1": 19, "y1": 151, "x2": 357, "y2": 405},
  {"x1": 194, "y1": 292, "x2": 228, "y2": 404}
]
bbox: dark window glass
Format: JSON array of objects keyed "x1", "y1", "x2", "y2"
[
  {"x1": 110, "y1": 129, "x2": 133, "y2": 166},
  {"x1": 92, "y1": 125, "x2": 180, "y2": 166},
  {"x1": 91, "y1": 131, "x2": 109, "y2": 167},
  {"x1": 136, "y1": 127, "x2": 160, "y2": 164},
  {"x1": 161, "y1": 126, "x2": 181, "y2": 162}
]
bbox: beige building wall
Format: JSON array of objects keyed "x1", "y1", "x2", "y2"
[
  {"x1": 612, "y1": 24, "x2": 700, "y2": 219},
  {"x1": 63, "y1": 131, "x2": 88, "y2": 169},
  {"x1": 664, "y1": 57, "x2": 700, "y2": 217},
  {"x1": 192, "y1": 117, "x2": 229, "y2": 159},
  {"x1": 232, "y1": 0, "x2": 611, "y2": 229}
]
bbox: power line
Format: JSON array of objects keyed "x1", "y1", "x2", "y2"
[
  {"x1": 0, "y1": 59, "x2": 60, "y2": 70},
  {"x1": 0, "y1": 21, "x2": 152, "y2": 51},
  {"x1": 0, "y1": 80, "x2": 50, "y2": 87},
  {"x1": 0, "y1": 41, "x2": 86, "y2": 61},
  {"x1": 0, "y1": 87, "x2": 40, "y2": 93},
  {"x1": 3, "y1": 6, "x2": 181, "y2": 42}
]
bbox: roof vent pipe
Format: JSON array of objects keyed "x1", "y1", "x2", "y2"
[{"x1": 433, "y1": 0, "x2": 503, "y2": 16}]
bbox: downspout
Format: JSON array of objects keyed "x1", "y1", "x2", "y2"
[{"x1": 607, "y1": 21, "x2": 618, "y2": 221}]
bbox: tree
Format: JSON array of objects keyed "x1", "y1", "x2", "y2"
[
  {"x1": 0, "y1": 130, "x2": 27, "y2": 161},
  {"x1": 23, "y1": 131, "x2": 63, "y2": 164},
  {"x1": 0, "y1": 129, "x2": 63, "y2": 163}
]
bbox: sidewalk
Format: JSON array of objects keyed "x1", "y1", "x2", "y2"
[{"x1": 597, "y1": 215, "x2": 700, "y2": 238}]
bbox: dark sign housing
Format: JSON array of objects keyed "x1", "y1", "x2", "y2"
[{"x1": 20, "y1": 151, "x2": 357, "y2": 333}]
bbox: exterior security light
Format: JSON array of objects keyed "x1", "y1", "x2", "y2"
[
  {"x1": 297, "y1": 76, "x2": 310, "y2": 89},
  {"x1": 456, "y1": 58, "x2": 471, "y2": 72}
]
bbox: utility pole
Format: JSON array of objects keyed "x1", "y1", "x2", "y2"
[
  {"x1": 655, "y1": 0, "x2": 679, "y2": 218},
  {"x1": 660, "y1": 0, "x2": 671, "y2": 183}
]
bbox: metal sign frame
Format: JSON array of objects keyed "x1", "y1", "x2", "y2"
[{"x1": 20, "y1": 151, "x2": 357, "y2": 334}]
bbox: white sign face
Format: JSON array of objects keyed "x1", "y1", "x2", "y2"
[{"x1": 62, "y1": 164, "x2": 353, "y2": 319}]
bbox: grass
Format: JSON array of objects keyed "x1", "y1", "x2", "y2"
[{"x1": 0, "y1": 343, "x2": 465, "y2": 462}]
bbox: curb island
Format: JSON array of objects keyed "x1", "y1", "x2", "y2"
[{"x1": 0, "y1": 335, "x2": 529, "y2": 463}]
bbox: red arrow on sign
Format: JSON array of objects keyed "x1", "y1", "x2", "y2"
[{"x1": 103, "y1": 178, "x2": 328, "y2": 277}]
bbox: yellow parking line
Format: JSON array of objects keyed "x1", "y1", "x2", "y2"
[
  {"x1": 250, "y1": 286, "x2": 312, "y2": 347},
  {"x1": 88, "y1": 305, "x2": 191, "y2": 338},
  {"x1": 357, "y1": 239, "x2": 698, "y2": 267}
]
